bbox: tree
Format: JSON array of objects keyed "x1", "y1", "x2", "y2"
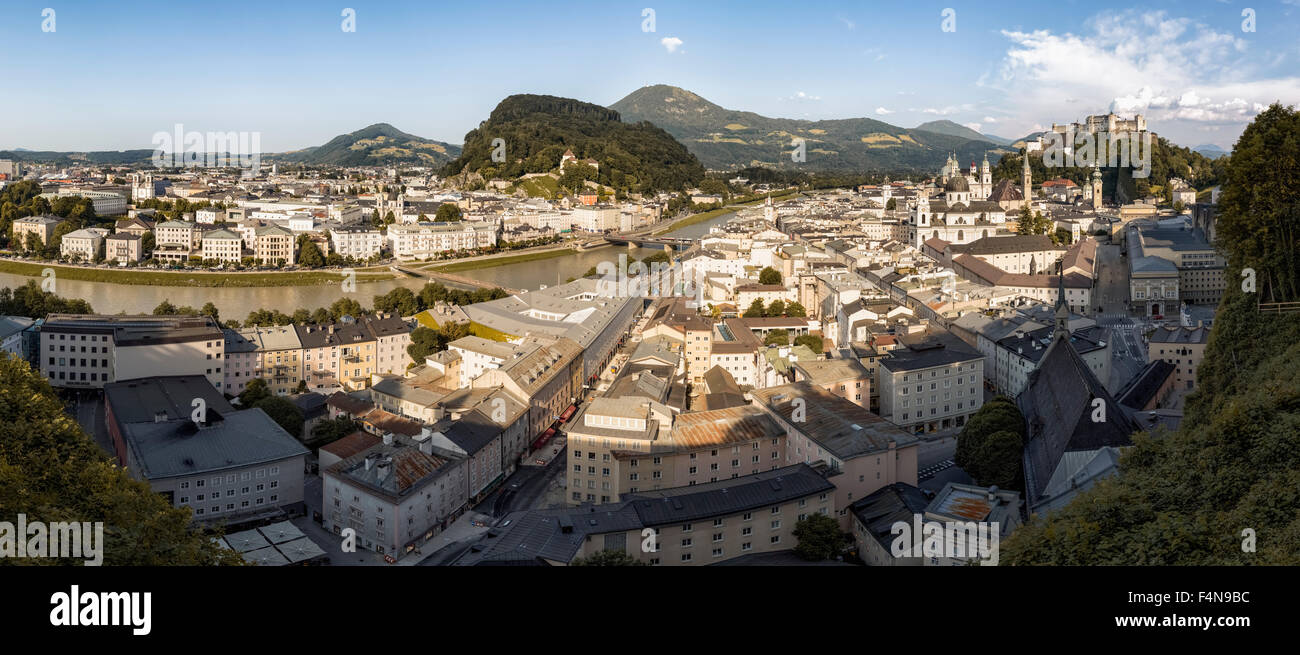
[
  {"x1": 238, "y1": 378, "x2": 272, "y2": 407},
  {"x1": 785, "y1": 301, "x2": 807, "y2": 317},
  {"x1": 764, "y1": 329, "x2": 790, "y2": 346},
  {"x1": 294, "y1": 380, "x2": 308, "y2": 394},
  {"x1": 885, "y1": 197, "x2": 897, "y2": 211},
  {"x1": 0, "y1": 280, "x2": 93, "y2": 316},
  {"x1": 0, "y1": 353, "x2": 242, "y2": 565},
  {"x1": 971, "y1": 430, "x2": 1024, "y2": 490},
  {"x1": 570, "y1": 550, "x2": 647, "y2": 566},
  {"x1": 373, "y1": 287, "x2": 420, "y2": 317},
  {"x1": 766, "y1": 299, "x2": 786, "y2": 317},
  {"x1": 140, "y1": 231, "x2": 155, "y2": 255},
  {"x1": 743, "y1": 299, "x2": 765, "y2": 318},
  {"x1": 252, "y1": 396, "x2": 304, "y2": 437},
  {"x1": 435, "y1": 203, "x2": 463, "y2": 222},
  {"x1": 200, "y1": 302, "x2": 220, "y2": 324},
  {"x1": 758, "y1": 267, "x2": 782, "y2": 285},
  {"x1": 297, "y1": 236, "x2": 325, "y2": 267},
  {"x1": 792, "y1": 513, "x2": 844, "y2": 561},
  {"x1": 309, "y1": 416, "x2": 360, "y2": 448},
  {"x1": 794, "y1": 334, "x2": 823, "y2": 353},
  {"x1": 1017, "y1": 206, "x2": 1053, "y2": 236},
  {"x1": 953, "y1": 397, "x2": 1025, "y2": 490},
  {"x1": 153, "y1": 300, "x2": 179, "y2": 315},
  {"x1": 1216, "y1": 103, "x2": 1300, "y2": 303}
]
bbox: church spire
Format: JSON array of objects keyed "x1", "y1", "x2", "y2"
[{"x1": 1054, "y1": 270, "x2": 1070, "y2": 337}]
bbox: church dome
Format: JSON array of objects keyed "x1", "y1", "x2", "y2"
[{"x1": 944, "y1": 175, "x2": 970, "y2": 193}]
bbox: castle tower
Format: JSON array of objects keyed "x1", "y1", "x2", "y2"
[{"x1": 981, "y1": 154, "x2": 992, "y2": 187}]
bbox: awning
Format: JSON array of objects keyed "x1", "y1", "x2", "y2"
[{"x1": 530, "y1": 426, "x2": 558, "y2": 451}]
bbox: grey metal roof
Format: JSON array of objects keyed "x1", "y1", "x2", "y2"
[
  {"x1": 121, "y1": 406, "x2": 309, "y2": 480},
  {"x1": 626, "y1": 464, "x2": 833, "y2": 527}
]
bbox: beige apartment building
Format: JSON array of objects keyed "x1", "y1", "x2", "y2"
[
  {"x1": 1147, "y1": 323, "x2": 1210, "y2": 391},
  {"x1": 254, "y1": 224, "x2": 295, "y2": 265},
  {"x1": 105, "y1": 233, "x2": 143, "y2": 263},
  {"x1": 59, "y1": 227, "x2": 110, "y2": 261},
  {"x1": 472, "y1": 336, "x2": 583, "y2": 446},
  {"x1": 463, "y1": 464, "x2": 836, "y2": 566},
  {"x1": 12, "y1": 214, "x2": 65, "y2": 248},
  {"x1": 201, "y1": 228, "x2": 245, "y2": 263},
  {"x1": 154, "y1": 219, "x2": 202, "y2": 262},
  {"x1": 751, "y1": 382, "x2": 920, "y2": 530},
  {"x1": 568, "y1": 402, "x2": 789, "y2": 505},
  {"x1": 238, "y1": 325, "x2": 304, "y2": 395}
]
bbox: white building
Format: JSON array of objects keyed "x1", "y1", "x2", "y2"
[
  {"x1": 330, "y1": 225, "x2": 385, "y2": 260},
  {"x1": 387, "y1": 221, "x2": 498, "y2": 260}
]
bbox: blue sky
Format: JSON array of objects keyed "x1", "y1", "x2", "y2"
[{"x1": 2, "y1": 0, "x2": 1298, "y2": 152}]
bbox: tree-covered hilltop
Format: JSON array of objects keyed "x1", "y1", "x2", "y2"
[
  {"x1": 1003, "y1": 104, "x2": 1300, "y2": 565},
  {"x1": 274, "y1": 122, "x2": 461, "y2": 167},
  {"x1": 443, "y1": 94, "x2": 706, "y2": 194},
  {"x1": 0, "y1": 353, "x2": 243, "y2": 565}
]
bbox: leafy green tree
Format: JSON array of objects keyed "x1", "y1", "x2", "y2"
[
  {"x1": 743, "y1": 299, "x2": 765, "y2": 318},
  {"x1": 785, "y1": 301, "x2": 807, "y2": 317},
  {"x1": 1216, "y1": 103, "x2": 1300, "y2": 303},
  {"x1": 885, "y1": 197, "x2": 897, "y2": 210},
  {"x1": 373, "y1": 287, "x2": 420, "y2": 317},
  {"x1": 570, "y1": 550, "x2": 647, "y2": 566},
  {"x1": 309, "y1": 416, "x2": 360, "y2": 449},
  {"x1": 766, "y1": 299, "x2": 786, "y2": 317},
  {"x1": 0, "y1": 353, "x2": 243, "y2": 565},
  {"x1": 792, "y1": 513, "x2": 845, "y2": 561},
  {"x1": 200, "y1": 302, "x2": 220, "y2": 323},
  {"x1": 0, "y1": 280, "x2": 94, "y2": 316},
  {"x1": 435, "y1": 203, "x2": 463, "y2": 222},
  {"x1": 794, "y1": 334, "x2": 823, "y2": 353},
  {"x1": 140, "y1": 231, "x2": 155, "y2": 255},
  {"x1": 253, "y1": 396, "x2": 304, "y2": 437},
  {"x1": 758, "y1": 267, "x2": 782, "y2": 285},
  {"x1": 294, "y1": 380, "x2": 308, "y2": 394},
  {"x1": 764, "y1": 329, "x2": 790, "y2": 346},
  {"x1": 954, "y1": 397, "x2": 1025, "y2": 490},
  {"x1": 297, "y1": 236, "x2": 325, "y2": 267},
  {"x1": 238, "y1": 377, "x2": 272, "y2": 407},
  {"x1": 153, "y1": 300, "x2": 179, "y2": 315}
]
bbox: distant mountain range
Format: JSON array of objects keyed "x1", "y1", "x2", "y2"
[
  {"x1": 912, "y1": 120, "x2": 1016, "y2": 146},
  {"x1": 609, "y1": 85, "x2": 1017, "y2": 172},
  {"x1": 1192, "y1": 144, "x2": 1230, "y2": 159},
  {"x1": 271, "y1": 123, "x2": 460, "y2": 167}
]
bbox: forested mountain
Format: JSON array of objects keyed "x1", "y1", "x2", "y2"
[
  {"x1": 443, "y1": 94, "x2": 705, "y2": 193},
  {"x1": 609, "y1": 84, "x2": 1014, "y2": 173}
]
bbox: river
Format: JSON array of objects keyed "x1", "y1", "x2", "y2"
[{"x1": 1, "y1": 211, "x2": 740, "y2": 321}]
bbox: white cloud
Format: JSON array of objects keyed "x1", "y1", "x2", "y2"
[
  {"x1": 983, "y1": 116, "x2": 998, "y2": 123},
  {"x1": 964, "y1": 122, "x2": 983, "y2": 133},
  {"x1": 837, "y1": 16, "x2": 856, "y2": 30},
  {"x1": 876, "y1": 107, "x2": 894, "y2": 115},
  {"x1": 785, "y1": 91, "x2": 821, "y2": 101},
  {"x1": 990, "y1": 10, "x2": 1300, "y2": 144},
  {"x1": 660, "y1": 37, "x2": 683, "y2": 54}
]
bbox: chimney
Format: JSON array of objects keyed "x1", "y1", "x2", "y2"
[
  {"x1": 382, "y1": 433, "x2": 393, "y2": 445},
  {"x1": 419, "y1": 440, "x2": 433, "y2": 455},
  {"x1": 987, "y1": 485, "x2": 999, "y2": 501},
  {"x1": 154, "y1": 411, "x2": 168, "y2": 423}
]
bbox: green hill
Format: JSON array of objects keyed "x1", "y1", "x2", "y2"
[
  {"x1": 609, "y1": 84, "x2": 1014, "y2": 173},
  {"x1": 274, "y1": 123, "x2": 461, "y2": 167},
  {"x1": 443, "y1": 94, "x2": 705, "y2": 193}
]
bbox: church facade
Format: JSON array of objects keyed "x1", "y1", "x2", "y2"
[{"x1": 908, "y1": 154, "x2": 1010, "y2": 248}]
